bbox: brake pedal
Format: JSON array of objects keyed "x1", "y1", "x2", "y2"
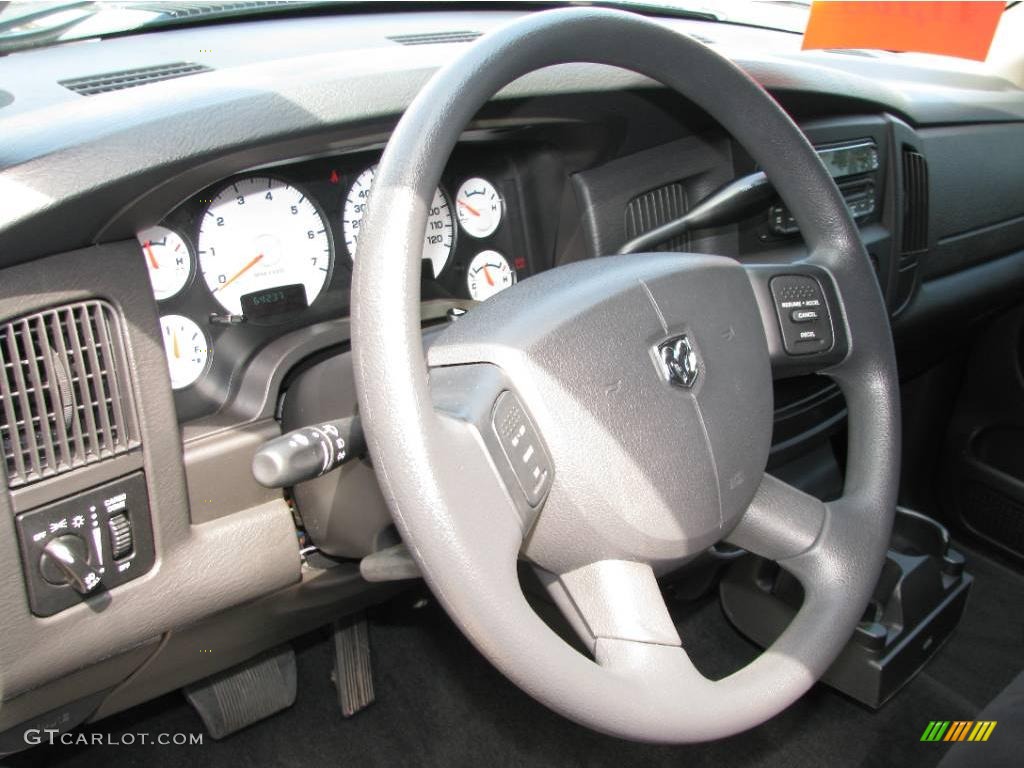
[
  {"x1": 331, "y1": 614, "x2": 374, "y2": 717},
  {"x1": 184, "y1": 645, "x2": 297, "y2": 739}
]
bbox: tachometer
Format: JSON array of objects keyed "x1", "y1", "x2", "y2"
[
  {"x1": 137, "y1": 225, "x2": 192, "y2": 301},
  {"x1": 467, "y1": 250, "x2": 516, "y2": 301},
  {"x1": 343, "y1": 165, "x2": 455, "y2": 279},
  {"x1": 197, "y1": 177, "x2": 332, "y2": 315}
]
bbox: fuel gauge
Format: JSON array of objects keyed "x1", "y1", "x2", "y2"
[{"x1": 160, "y1": 314, "x2": 209, "y2": 390}]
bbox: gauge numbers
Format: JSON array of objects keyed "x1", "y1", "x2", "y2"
[
  {"x1": 198, "y1": 177, "x2": 331, "y2": 315},
  {"x1": 343, "y1": 165, "x2": 455, "y2": 279},
  {"x1": 456, "y1": 177, "x2": 503, "y2": 238},
  {"x1": 467, "y1": 250, "x2": 516, "y2": 302},
  {"x1": 138, "y1": 226, "x2": 192, "y2": 301},
  {"x1": 160, "y1": 315, "x2": 208, "y2": 390}
]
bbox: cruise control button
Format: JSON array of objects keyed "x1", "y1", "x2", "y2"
[
  {"x1": 791, "y1": 309, "x2": 819, "y2": 323},
  {"x1": 769, "y1": 275, "x2": 834, "y2": 356}
]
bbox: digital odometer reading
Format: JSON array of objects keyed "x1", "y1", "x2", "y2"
[{"x1": 198, "y1": 176, "x2": 331, "y2": 315}]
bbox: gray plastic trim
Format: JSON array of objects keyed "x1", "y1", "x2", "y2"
[{"x1": 0, "y1": 241, "x2": 301, "y2": 713}]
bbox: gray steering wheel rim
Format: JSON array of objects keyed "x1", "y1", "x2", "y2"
[{"x1": 351, "y1": 7, "x2": 899, "y2": 743}]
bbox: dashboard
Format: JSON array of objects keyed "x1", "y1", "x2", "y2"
[
  {"x1": 136, "y1": 145, "x2": 550, "y2": 420},
  {"x1": 0, "y1": 4, "x2": 1022, "y2": 749}
]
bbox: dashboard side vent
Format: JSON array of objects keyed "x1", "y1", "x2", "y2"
[
  {"x1": 388, "y1": 31, "x2": 482, "y2": 46},
  {"x1": 59, "y1": 62, "x2": 212, "y2": 96},
  {"x1": 901, "y1": 148, "x2": 929, "y2": 258},
  {"x1": 625, "y1": 182, "x2": 689, "y2": 252},
  {"x1": 0, "y1": 301, "x2": 138, "y2": 489}
]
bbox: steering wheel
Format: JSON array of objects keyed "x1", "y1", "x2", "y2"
[{"x1": 351, "y1": 8, "x2": 899, "y2": 743}]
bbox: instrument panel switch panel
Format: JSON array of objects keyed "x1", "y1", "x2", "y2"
[
  {"x1": 15, "y1": 472, "x2": 155, "y2": 617},
  {"x1": 770, "y1": 275, "x2": 835, "y2": 356}
]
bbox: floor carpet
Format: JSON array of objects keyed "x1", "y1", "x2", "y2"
[{"x1": 6, "y1": 541, "x2": 1022, "y2": 768}]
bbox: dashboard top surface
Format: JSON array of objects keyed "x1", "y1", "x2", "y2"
[{"x1": 0, "y1": 7, "x2": 1021, "y2": 268}]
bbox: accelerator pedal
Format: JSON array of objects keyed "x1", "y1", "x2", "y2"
[
  {"x1": 184, "y1": 645, "x2": 297, "y2": 739},
  {"x1": 331, "y1": 614, "x2": 375, "y2": 717}
]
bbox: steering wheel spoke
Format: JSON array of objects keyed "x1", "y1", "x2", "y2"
[
  {"x1": 725, "y1": 473, "x2": 826, "y2": 561},
  {"x1": 540, "y1": 560, "x2": 681, "y2": 653},
  {"x1": 430, "y1": 363, "x2": 553, "y2": 532}
]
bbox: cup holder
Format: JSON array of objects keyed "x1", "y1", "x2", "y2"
[{"x1": 719, "y1": 507, "x2": 974, "y2": 708}]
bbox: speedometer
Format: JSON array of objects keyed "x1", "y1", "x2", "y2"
[
  {"x1": 343, "y1": 165, "x2": 455, "y2": 279},
  {"x1": 197, "y1": 176, "x2": 332, "y2": 315}
]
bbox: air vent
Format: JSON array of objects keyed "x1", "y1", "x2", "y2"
[
  {"x1": 388, "y1": 31, "x2": 482, "y2": 46},
  {"x1": 0, "y1": 301, "x2": 138, "y2": 489},
  {"x1": 625, "y1": 182, "x2": 689, "y2": 252},
  {"x1": 901, "y1": 148, "x2": 929, "y2": 258},
  {"x1": 59, "y1": 62, "x2": 212, "y2": 96}
]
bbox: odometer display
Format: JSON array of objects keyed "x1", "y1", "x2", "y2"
[{"x1": 198, "y1": 176, "x2": 331, "y2": 315}]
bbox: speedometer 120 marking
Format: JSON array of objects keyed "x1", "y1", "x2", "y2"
[
  {"x1": 343, "y1": 165, "x2": 455, "y2": 279},
  {"x1": 197, "y1": 176, "x2": 332, "y2": 315}
]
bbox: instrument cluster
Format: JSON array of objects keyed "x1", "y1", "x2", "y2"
[{"x1": 139, "y1": 146, "x2": 541, "y2": 419}]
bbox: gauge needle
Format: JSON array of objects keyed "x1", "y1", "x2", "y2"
[
  {"x1": 482, "y1": 265, "x2": 495, "y2": 287},
  {"x1": 215, "y1": 253, "x2": 264, "y2": 293},
  {"x1": 458, "y1": 199, "x2": 481, "y2": 217},
  {"x1": 143, "y1": 241, "x2": 159, "y2": 269},
  {"x1": 172, "y1": 330, "x2": 181, "y2": 359}
]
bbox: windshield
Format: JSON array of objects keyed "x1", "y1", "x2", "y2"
[
  {"x1": 0, "y1": 0, "x2": 1013, "y2": 55},
  {"x1": 0, "y1": 0, "x2": 815, "y2": 55}
]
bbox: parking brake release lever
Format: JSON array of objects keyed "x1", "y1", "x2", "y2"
[{"x1": 252, "y1": 416, "x2": 365, "y2": 488}]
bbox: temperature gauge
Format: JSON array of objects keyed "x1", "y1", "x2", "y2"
[
  {"x1": 467, "y1": 250, "x2": 516, "y2": 302},
  {"x1": 456, "y1": 177, "x2": 503, "y2": 239},
  {"x1": 137, "y1": 226, "x2": 192, "y2": 301},
  {"x1": 160, "y1": 314, "x2": 209, "y2": 390}
]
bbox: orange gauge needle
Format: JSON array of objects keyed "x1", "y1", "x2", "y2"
[
  {"x1": 482, "y1": 265, "x2": 495, "y2": 287},
  {"x1": 172, "y1": 330, "x2": 181, "y2": 359},
  {"x1": 215, "y1": 253, "x2": 264, "y2": 293},
  {"x1": 143, "y1": 241, "x2": 159, "y2": 269},
  {"x1": 458, "y1": 199, "x2": 481, "y2": 217}
]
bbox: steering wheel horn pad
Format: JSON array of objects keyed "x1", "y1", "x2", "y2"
[
  {"x1": 352, "y1": 7, "x2": 899, "y2": 743},
  {"x1": 429, "y1": 253, "x2": 773, "y2": 575}
]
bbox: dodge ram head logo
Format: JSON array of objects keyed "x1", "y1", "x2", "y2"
[{"x1": 658, "y1": 334, "x2": 699, "y2": 389}]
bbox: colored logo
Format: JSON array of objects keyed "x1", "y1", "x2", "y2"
[{"x1": 920, "y1": 721, "x2": 997, "y2": 742}]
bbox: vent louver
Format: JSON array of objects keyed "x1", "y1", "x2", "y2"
[
  {"x1": 59, "y1": 62, "x2": 212, "y2": 96},
  {"x1": 625, "y1": 182, "x2": 690, "y2": 252},
  {"x1": 388, "y1": 30, "x2": 482, "y2": 46},
  {"x1": 901, "y1": 149, "x2": 929, "y2": 258},
  {"x1": 0, "y1": 301, "x2": 138, "y2": 489}
]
